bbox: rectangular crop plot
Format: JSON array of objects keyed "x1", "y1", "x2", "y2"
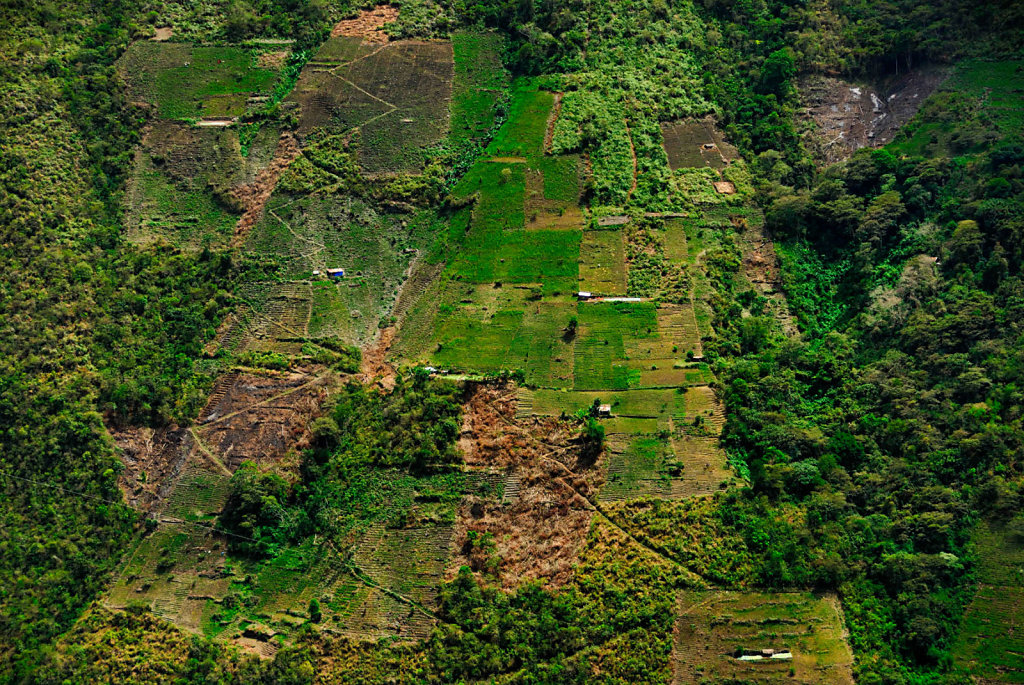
[
  {"x1": 507, "y1": 300, "x2": 576, "y2": 387},
  {"x1": 662, "y1": 218, "x2": 689, "y2": 263},
  {"x1": 579, "y1": 229, "x2": 627, "y2": 295},
  {"x1": 450, "y1": 224, "x2": 581, "y2": 296},
  {"x1": 661, "y1": 118, "x2": 737, "y2": 171},
  {"x1": 432, "y1": 308, "x2": 524, "y2": 372},
  {"x1": 574, "y1": 300, "x2": 659, "y2": 390},
  {"x1": 118, "y1": 42, "x2": 281, "y2": 120},
  {"x1": 288, "y1": 40, "x2": 454, "y2": 173},
  {"x1": 674, "y1": 591, "x2": 855, "y2": 685},
  {"x1": 953, "y1": 519, "x2": 1024, "y2": 681},
  {"x1": 125, "y1": 122, "x2": 246, "y2": 249},
  {"x1": 524, "y1": 388, "x2": 683, "y2": 423},
  {"x1": 599, "y1": 434, "x2": 676, "y2": 502}
]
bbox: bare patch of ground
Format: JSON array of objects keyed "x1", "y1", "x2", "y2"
[
  {"x1": 799, "y1": 67, "x2": 949, "y2": 163},
  {"x1": 231, "y1": 132, "x2": 301, "y2": 246},
  {"x1": 257, "y1": 50, "x2": 289, "y2": 69},
  {"x1": 331, "y1": 5, "x2": 399, "y2": 43},
  {"x1": 712, "y1": 180, "x2": 735, "y2": 195},
  {"x1": 110, "y1": 425, "x2": 194, "y2": 512},
  {"x1": 360, "y1": 326, "x2": 397, "y2": 390},
  {"x1": 449, "y1": 382, "x2": 604, "y2": 589},
  {"x1": 194, "y1": 368, "x2": 331, "y2": 471},
  {"x1": 151, "y1": 27, "x2": 173, "y2": 41},
  {"x1": 661, "y1": 117, "x2": 738, "y2": 170}
]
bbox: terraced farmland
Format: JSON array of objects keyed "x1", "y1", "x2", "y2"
[
  {"x1": 288, "y1": 38, "x2": 453, "y2": 173},
  {"x1": 673, "y1": 591, "x2": 855, "y2": 685},
  {"x1": 953, "y1": 519, "x2": 1024, "y2": 682}
]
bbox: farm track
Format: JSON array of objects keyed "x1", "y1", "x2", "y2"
[{"x1": 544, "y1": 92, "x2": 563, "y2": 153}]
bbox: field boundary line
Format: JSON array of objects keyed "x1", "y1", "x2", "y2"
[
  {"x1": 188, "y1": 428, "x2": 234, "y2": 477},
  {"x1": 325, "y1": 70, "x2": 400, "y2": 110},
  {"x1": 199, "y1": 375, "x2": 325, "y2": 428}
]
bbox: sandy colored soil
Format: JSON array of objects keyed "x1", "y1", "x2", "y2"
[
  {"x1": 257, "y1": 50, "x2": 289, "y2": 69},
  {"x1": 231, "y1": 133, "x2": 301, "y2": 246},
  {"x1": 449, "y1": 382, "x2": 604, "y2": 589},
  {"x1": 360, "y1": 326, "x2": 398, "y2": 390},
  {"x1": 331, "y1": 5, "x2": 399, "y2": 43}
]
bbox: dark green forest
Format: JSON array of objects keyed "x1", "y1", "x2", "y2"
[{"x1": 1, "y1": 0, "x2": 1022, "y2": 682}]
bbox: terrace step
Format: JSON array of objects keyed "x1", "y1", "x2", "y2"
[
  {"x1": 502, "y1": 472, "x2": 521, "y2": 504},
  {"x1": 515, "y1": 388, "x2": 535, "y2": 419}
]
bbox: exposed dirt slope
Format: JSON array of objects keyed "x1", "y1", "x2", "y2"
[
  {"x1": 450, "y1": 382, "x2": 604, "y2": 589},
  {"x1": 800, "y1": 67, "x2": 948, "y2": 163}
]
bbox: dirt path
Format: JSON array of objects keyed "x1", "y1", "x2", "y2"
[
  {"x1": 199, "y1": 374, "x2": 325, "y2": 428},
  {"x1": 188, "y1": 427, "x2": 233, "y2": 477},
  {"x1": 231, "y1": 133, "x2": 301, "y2": 247},
  {"x1": 544, "y1": 92, "x2": 563, "y2": 153}
]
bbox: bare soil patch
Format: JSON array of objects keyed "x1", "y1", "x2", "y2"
[
  {"x1": 194, "y1": 368, "x2": 330, "y2": 471},
  {"x1": 257, "y1": 50, "x2": 289, "y2": 69},
  {"x1": 661, "y1": 117, "x2": 737, "y2": 170},
  {"x1": 151, "y1": 27, "x2": 173, "y2": 41},
  {"x1": 449, "y1": 382, "x2": 603, "y2": 589},
  {"x1": 110, "y1": 425, "x2": 195, "y2": 512},
  {"x1": 360, "y1": 326, "x2": 397, "y2": 390},
  {"x1": 799, "y1": 67, "x2": 948, "y2": 163},
  {"x1": 712, "y1": 180, "x2": 735, "y2": 195},
  {"x1": 331, "y1": 5, "x2": 399, "y2": 43},
  {"x1": 231, "y1": 132, "x2": 301, "y2": 246}
]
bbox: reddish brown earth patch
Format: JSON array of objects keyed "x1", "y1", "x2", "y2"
[
  {"x1": 450, "y1": 382, "x2": 604, "y2": 589},
  {"x1": 359, "y1": 326, "x2": 397, "y2": 391},
  {"x1": 331, "y1": 5, "x2": 399, "y2": 43},
  {"x1": 231, "y1": 133, "x2": 301, "y2": 246}
]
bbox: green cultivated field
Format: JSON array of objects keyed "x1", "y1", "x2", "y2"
[
  {"x1": 953, "y1": 519, "x2": 1024, "y2": 682},
  {"x1": 674, "y1": 591, "x2": 855, "y2": 684},
  {"x1": 118, "y1": 42, "x2": 283, "y2": 120}
]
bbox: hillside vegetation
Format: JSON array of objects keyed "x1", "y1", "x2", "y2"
[{"x1": 1, "y1": 0, "x2": 1022, "y2": 683}]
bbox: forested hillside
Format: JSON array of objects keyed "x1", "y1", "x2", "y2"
[{"x1": 1, "y1": 0, "x2": 1022, "y2": 683}]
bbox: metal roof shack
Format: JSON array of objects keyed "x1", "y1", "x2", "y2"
[{"x1": 326, "y1": 268, "x2": 345, "y2": 280}]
